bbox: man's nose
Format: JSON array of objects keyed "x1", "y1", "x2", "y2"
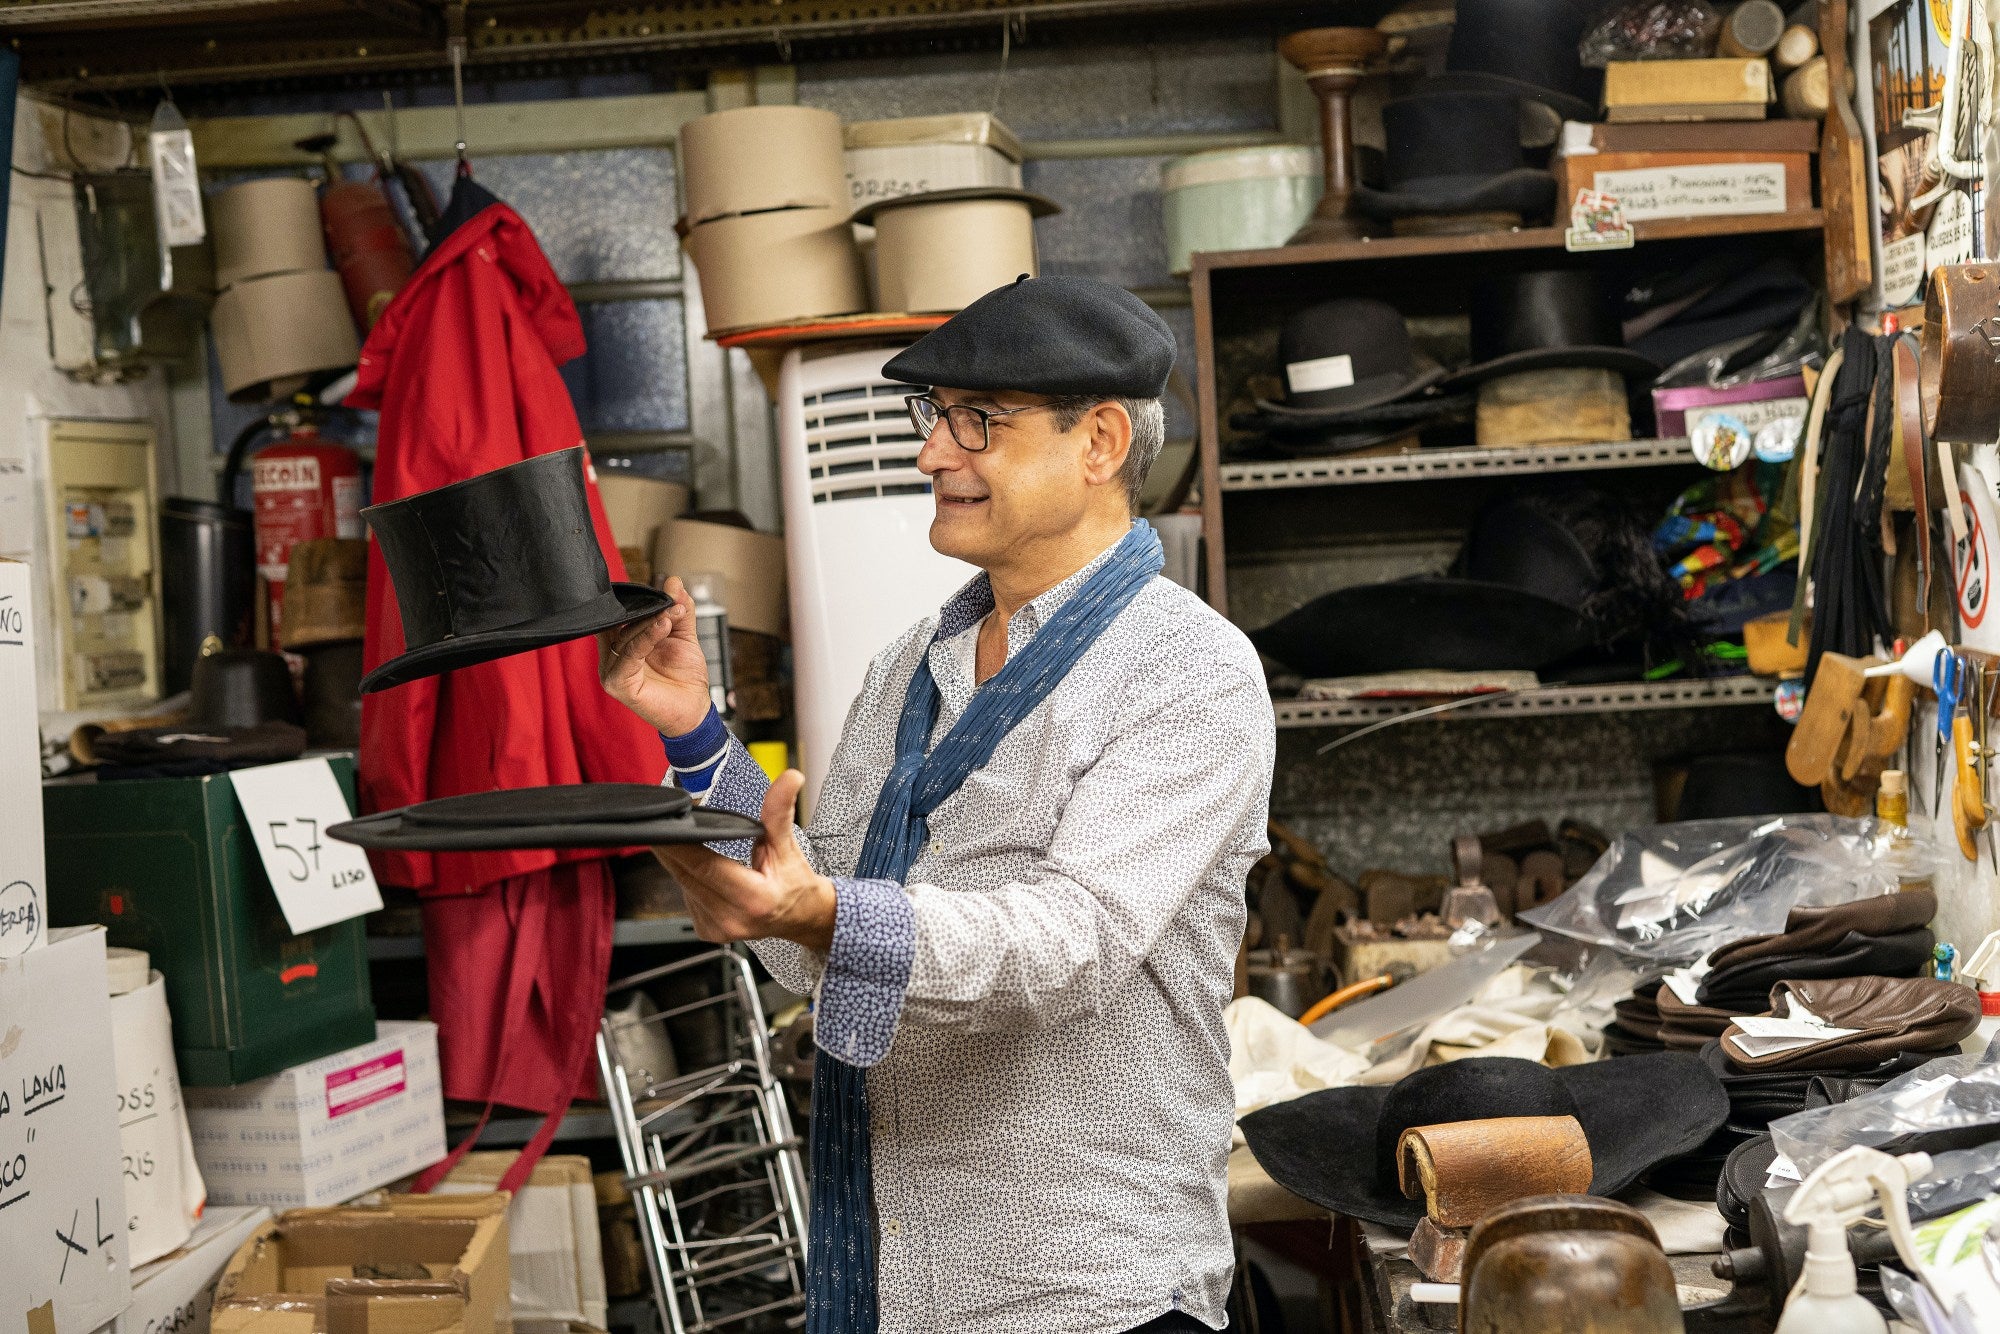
[{"x1": 916, "y1": 420, "x2": 957, "y2": 476}]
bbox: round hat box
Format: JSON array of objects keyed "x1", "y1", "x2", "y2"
[
  {"x1": 211, "y1": 177, "x2": 329, "y2": 289},
  {"x1": 857, "y1": 187, "x2": 1058, "y2": 315},
  {"x1": 1162, "y1": 145, "x2": 1321, "y2": 274}
]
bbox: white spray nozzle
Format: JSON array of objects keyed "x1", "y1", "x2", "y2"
[
  {"x1": 1864, "y1": 629, "x2": 1950, "y2": 684},
  {"x1": 1964, "y1": 930, "x2": 2000, "y2": 991}
]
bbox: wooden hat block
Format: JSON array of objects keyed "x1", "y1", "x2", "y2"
[{"x1": 1279, "y1": 27, "x2": 1389, "y2": 245}]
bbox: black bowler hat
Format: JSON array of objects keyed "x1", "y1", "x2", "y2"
[
  {"x1": 328, "y1": 784, "x2": 762, "y2": 852},
  {"x1": 1351, "y1": 92, "x2": 1556, "y2": 222},
  {"x1": 882, "y1": 274, "x2": 1175, "y2": 398},
  {"x1": 361, "y1": 446, "x2": 670, "y2": 694},
  {"x1": 1441, "y1": 268, "x2": 1659, "y2": 389},
  {"x1": 1431, "y1": 0, "x2": 1605, "y2": 126},
  {"x1": 1252, "y1": 298, "x2": 1446, "y2": 423},
  {"x1": 1238, "y1": 1054, "x2": 1727, "y2": 1229}
]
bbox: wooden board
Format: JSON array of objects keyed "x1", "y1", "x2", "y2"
[{"x1": 1819, "y1": 0, "x2": 1872, "y2": 304}]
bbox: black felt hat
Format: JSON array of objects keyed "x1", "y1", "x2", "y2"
[
  {"x1": 1441, "y1": 268, "x2": 1660, "y2": 389},
  {"x1": 1238, "y1": 1054, "x2": 1728, "y2": 1229},
  {"x1": 1351, "y1": 92, "x2": 1556, "y2": 222},
  {"x1": 1430, "y1": 0, "x2": 1605, "y2": 126},
  {"x1": 328, "y1": 784, "x2": 763, "y2": 851},
  {"x1": 1251, "y1": 298, "x2": 1447, "y2": 423},
  {"x1": 361, "y1": 446, "x2": 671, "y2": 694},
  {"x1": 882, "y1": 274, "x2": 1175, "y2": 398}
]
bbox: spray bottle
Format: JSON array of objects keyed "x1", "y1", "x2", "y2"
[{"x1": 1775, "y1": 1146, "x2": 1935, "y2": 1334}]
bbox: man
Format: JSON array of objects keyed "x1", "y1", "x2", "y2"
[{"x1": 600, "y1": 276, "x2": 1275, "y2": 1333}]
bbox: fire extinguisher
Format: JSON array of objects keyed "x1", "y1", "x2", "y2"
[
  {"x1": 296, "y1": 125, "x2": 417, "y2": 329},
  {"x1": 221, "y1": 411, "x2": 362, "y2": 650}
]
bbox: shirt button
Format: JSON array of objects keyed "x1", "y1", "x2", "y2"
[
  {"x1": 882, "y1": 1218, "x2": 903, "y2": 1238},
  {"x1": 872, "y1": 1117, "x2": 889, "y2": 1135}
]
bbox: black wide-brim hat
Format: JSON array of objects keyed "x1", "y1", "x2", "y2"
[
  {"x1": 361, "y1": 446, "x2": 671, "y2": 694},
  {"x1": 1238, "y1": 1054, "x2": 1728, "y2": 1229},
  {"x1": 1351, "y1": 90, "x2": 1556, "y2": 222},
  {"x1": 329, "y1": 784, "x2": 763, "y2": 851},
  {"x1": 1351, "y1": 169, "x2": 1556, "y2": 220},
  {"x1": 1251, "y1": 578, "x2": 1592, "y2": 678}
]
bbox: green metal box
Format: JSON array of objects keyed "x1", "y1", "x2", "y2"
[{"x1": 42, "y1": 756, "x2": 376, "y2": 1086}]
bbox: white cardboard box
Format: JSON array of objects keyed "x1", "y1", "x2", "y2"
[
  {"x1": 0, "y1": 558, "x2": 47, "y2": 957},
  {"x1": 112, "y1": 1206, "x2": 271, "y2": 1334},
  {"x1": 183, "y1": 1021, "x2": 444, "y2": 1209},
  {"x1": 0, "y1": 926, "x2": 133, "y2": 1333}
]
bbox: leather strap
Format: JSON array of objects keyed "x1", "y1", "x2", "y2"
[
  {"x1": 1893, "y1": 336, "x2": 1930, "y2": 610},
  {"x1": 1396, "y1": 1114, "x2": 1593, "y2": 1228}
]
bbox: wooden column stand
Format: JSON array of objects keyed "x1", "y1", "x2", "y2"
[{"x1": 1279, "y1": 27, "x2": 1387, "y2": 245}]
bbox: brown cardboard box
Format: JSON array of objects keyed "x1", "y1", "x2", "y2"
[
  {"x1": 680, "y1": 105, "x2": 850, "y2": 226},
  {"x1": 1564, "y1": 119, "x2": 1817, "y2": 154},
  {"x1": 1602, "y1": 58, "x2": 1774, "y2": 121},
  {"x1": 213, "y1": 1198, "x2": 510, "y2": 1334},
  {"x1": 211, "y1": 269, "x2": 361, "y2": 401},
  {"x1": 682, "y1": 206, "x2": 866, "y2": 335},
  {"x1": 651, "y1": 517, "x2": 788, "y2": 639},
  {"x1": 1552, "y1": 148, "x2": 1812, "y2": 220},
  {"x1": 870, "y1": 195, "x2": 1041, "y2": 314},
  {"x1": 435, "y1": 1154, "x2": 607, "y2": 1328}
]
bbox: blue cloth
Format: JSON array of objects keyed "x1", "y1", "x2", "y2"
[
  {"x1": 659, "y1": 707, "x2": 729, "y2": 797},
  {"x1": 808, "y1": 521, "x2": 1166, "y2": 1333}
]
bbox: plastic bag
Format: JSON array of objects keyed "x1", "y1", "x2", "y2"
[
  {"x1": 1649, "y1": 297, "x2": 1827, "y2": 392},
  {"x1": 1772, "y1": 1038, "x2": 2000, "y2": 1178},
  {"x1": 1580, "y1": 0, "x2": 1723, "y2": 66},
  {"x1": 1518, "y1": 814, "x2": 1912, "y2": 963}
]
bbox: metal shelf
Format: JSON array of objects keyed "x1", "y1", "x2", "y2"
[
  {"x1": 1273, "y1": 675, "x2": 1776, "y2": 729},
  {"x1": 368, "y1": 916, "x2": 697, "y2": 960},
  {"x1": 1221, "y1": 438, "x2": 1698, "y2": 492}
]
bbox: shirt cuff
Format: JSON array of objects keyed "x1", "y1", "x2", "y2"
[
  {"x1": 661, "y1": 706, "x2": 730, "y2": 797},
  {"x1": 699, "y1": 736, "x2": 773, "y2": 864},
  {"x1": 816, "y1": 877, "x2": 915, "y2": 1068}
]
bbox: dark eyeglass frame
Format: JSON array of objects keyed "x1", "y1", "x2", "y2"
[{"x1": 905, "y1": 394, "x2": 1048, "y2": 453}]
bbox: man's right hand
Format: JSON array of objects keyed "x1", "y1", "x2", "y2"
[{"x1": 599, "y1": 575, "x2": 713, "y2": 737}]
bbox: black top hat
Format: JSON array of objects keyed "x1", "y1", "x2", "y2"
[
  {"x1": 1351, "y1": 91, "x2": 1556, "y2": 222},
  {"x1": 1430, "y1": 0, "x2": 1604, "y2": 125},
  {"x1": 1238, "y1": 1054, "x2": 1728, "y2": 1229},
  {"x1": 1252, "y1": 298, "x2": 1447, "y2": 423},
  {"x1": 361, "y1": 446, "x2": 671, "y2": 694},
  {"x1": 192, "y1": 647, "x2": 303, "y2": 728},
  {"x1": 328, "y1": 783, "x2": 763, "y2": 851},
  {"x1": 1441, "y1": 268, "x2": 1660, "y2": 389}
]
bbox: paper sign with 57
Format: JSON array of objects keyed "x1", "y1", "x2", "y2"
[{"x1": 229, "y1": 758, "x2": 383, "y2": 934}]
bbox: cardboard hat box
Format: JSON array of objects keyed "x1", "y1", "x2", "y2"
[
  {"x1": 112, "y1": 1206, "x2": 275, "y2": 1334},
  {"x1": 1602, "y1": 58, "x2": 1774, "y2": 121},
  {"x1": 212, "y1": 1196, "x2": 509, "y2": 1334},
  {"x1": 682, "y1": 206, "x2": 866, "y2": 335},
  {"x1": 0, "y1": 927, "x2": 134, "y2": 1334},
  {"x1": 184, "y1": 1020, "x2": 445, "y2": 1209},
  {"x1": 592, "y1": 471, "x2": 690, "y2": 558},
  {"x1": 434, "y1": 1155, "x2": 606, "y2": 1328},
  {"x1": 844, "y1": 113, "x2": 1024, "y2": 211},
  {"x1": 211, "y1": 270, "x2": 360, "y2": 402},
  {"x1": 680, "y1": 105, "x2": 850, "y2": 226},
  {"x1": 43, "y1": 756, "x2": 375, "y2": 1088},
  {"x1": 0, "y1": 559, "x2": 46, "y2": 957},
  {"x1": 650, "y1": 517, "x2": 789, "y2": 639},
  {"x1": 211, "y1": 178, "x2": 330, "y2": 290},
  {"x1": 866, "y1": 192, "x2": 1048, "y2": 314}
]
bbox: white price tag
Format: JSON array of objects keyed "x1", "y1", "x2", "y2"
[{"x1": 230, "y1": 758, "x2": 382, "y2": 934}]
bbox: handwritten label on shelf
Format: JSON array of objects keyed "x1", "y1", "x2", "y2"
[
  {"x1": 230, "y1": 758, "x2": 382, "y2": 935},
  {"x1": 1590, "y1": 162, "x2": 1788, "y2": 220}
]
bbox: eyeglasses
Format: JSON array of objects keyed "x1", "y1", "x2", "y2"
[{"x1": 905, "y1": 394, "x2": 1047, "y2": 453}]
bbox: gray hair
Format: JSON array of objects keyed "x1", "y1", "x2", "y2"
[{"x1": 1046, "y1": 395, "x2": 1167, "y2": 512}]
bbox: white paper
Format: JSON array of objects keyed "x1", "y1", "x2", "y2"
[
  {"x1": 0, "y1": 562, "x2": 47, "y2": 958},
  {"x1": 228, "y1": 758, "x2": 382, "y2": 934},
  {"x1": 1661, "y1": 971, "x2": 1704, "y2": 1006},
  {"x1": 1592, "y1": 162, "x2": 1788, "y2": 220},
  {"x1": 1881, "y1": 231, "x2": 1928, "y2": 308},
  {"x1": 1928, "y1": 189, "x2": 1976, "y2": 271},
  {"x1": 1286, "y1": 353, "x2": 1355, "y2": 395}
]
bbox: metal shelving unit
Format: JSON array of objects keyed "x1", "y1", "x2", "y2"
[
  {"x1": 1272, "y1": 675, "x2": 1776, "y2": 729},
  {"x1": 368, "y1": 915, "x2": 699, "y2": 960},
  {"x1": 1220, "y1": 437, "x2": 1698, "y2": 492}
]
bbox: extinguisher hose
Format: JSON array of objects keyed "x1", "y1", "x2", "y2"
[{"x1": 218, "y1": 414, "x2": 286, "y2": 507}]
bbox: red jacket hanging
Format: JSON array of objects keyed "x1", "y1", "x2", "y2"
[{"x1": 351, "y1": 188, "x2": 665, "y2": 897}]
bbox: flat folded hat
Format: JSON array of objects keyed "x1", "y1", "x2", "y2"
[
  {"x1": 1695, "y1": 927, "x2": 1937, "y2": 1009},
  {"x1": 1350, "y1": 91, "x2": 1556, "y2": 222},
  {"x1": 361, "y1": 446, "x2": 671, "y2": 693},
  {"x1": 1704, "y1": 889, "x2": 1937, "y2": 971},
  {"x1": 328, "y1": 783, "x2": 763, "y2": 851},
  {"x1": 1237, "y1": 1053, "x2": 1727, "y2": 1229},
  {"x1": 1719, "y1": 976, "x2": 1982, "y2": 1074},
  {"x1": 1251, "y1": 298, "x2": 1447, "y2": 423},
  {"x1": 1440, "y1": 268, "x2": 1658, "y2": 389}
]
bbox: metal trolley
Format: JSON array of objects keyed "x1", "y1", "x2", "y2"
[{"x1": 598, "y1": 947, "x2": 810, "y2": 1332}]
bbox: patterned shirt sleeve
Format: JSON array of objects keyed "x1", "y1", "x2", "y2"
[{"x1": 816, "y1": 877, "x2": 916, "y2": 1067}]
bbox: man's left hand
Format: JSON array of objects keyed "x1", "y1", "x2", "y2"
[{"x1": 651, "y1": 770, "x2": 838, "y2": 953}]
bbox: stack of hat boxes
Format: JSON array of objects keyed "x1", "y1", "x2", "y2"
[{"x1": 207, "y1": 179, "x2": 360, "y2": 404}]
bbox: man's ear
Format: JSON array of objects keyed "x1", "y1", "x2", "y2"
[{"x1": 1081, "y1": 400, "x2": 1133, "y2": 489}]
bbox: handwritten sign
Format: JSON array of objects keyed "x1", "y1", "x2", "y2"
[
  {"x1": 229, "y1": 758, "x2": 382, "y2": 935},
  {"x1": 1591, "y1": 162, "x2": 1788, "y2": 220},
  {"x1": 0, "y1": 562, "x2": 46, "y2": 958}
]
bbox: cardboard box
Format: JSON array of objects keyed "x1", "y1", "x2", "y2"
[
  {"x1": 212, "y1": 1198, "x2": 508, "y2": 1334},
  {"x1": 113, "y1": 1207, "x2": 274, "y2": 1334},
  {"x1": 43, "y1": 757, "x2": 375, "y2": 1087},
  {"x1": 1602, "y1": 58, "x2": 1774, "y2": 121},
  {"x1": 1560, "y1": 118, "x2": 1817, "y2": 155},
  {"x1": 846, "y1": 142, "x2": 1021, "y2": 211},
  {"x1": 0, "y1": 927, "x2": 133, "y2": 1334},
  {"x1": 210, "y1": 271, "x2": 360, "y2": 403},
  {"x1": 869, "y1": 194, "x2": 1041, "y2": 314},
  {"x1": 649, "y1": 518, "x2": 788, "y2": 640},
  {"x1": 680, "y1": 105, "x2": 850, "y2": 226},
  {"x1": 1553, "y1": 149, "x2": 1811, "y2": 222},
  {"x1": 0, "y1": 559, "x2": 47, "y2": 957},
  {"x1": 1653, "y1": 374, "x2": 1809, "y2": 437},
  {"x1": 435, "y1": 1156, "x2": 605, "y2": 1328},
  {"x1": 682, "y1": 205, "x2": 867, "y2": 336},
  {"x1": 184, "y1": 1022, "x2": 444, "y2": 1210}
]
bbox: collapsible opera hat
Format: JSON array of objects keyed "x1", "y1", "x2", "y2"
[
  {"x1": 1238, "y1": 1054, "x2": 1727, "y2": 1229},
  {"x1": 1441, "y1": 268, "x2": 1659, "y2": 389},
  {"x1": 328, "y1": 783, "x2": 762, "y2": 852},
  {"x1": 1251, "y1": 298, "x2": 1446, "y2": 423},
  {"x1": 1350, "y1": 92, "x2": 1556, "y2": 223},
  {"x1": 1430, "y1": 0, "x2": 1605, "y2": 126},
  {"x1": 361, "y1": 446, "x2": 671, "y2": 693}
]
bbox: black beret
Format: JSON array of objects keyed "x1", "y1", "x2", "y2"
[{"x1": 883, "y1": 274, "x2": 1176, "y2": 399}]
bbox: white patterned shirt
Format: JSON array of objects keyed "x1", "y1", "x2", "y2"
[{"x1": 666, "y1": 545, "x2": 1275, "y2": 1333}]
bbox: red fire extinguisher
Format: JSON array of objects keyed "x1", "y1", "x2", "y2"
[{"x1": 251, "y1": 422, "x2": 362, "y2": 649}]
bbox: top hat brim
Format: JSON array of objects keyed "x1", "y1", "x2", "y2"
[
  {"x1": 361, "y1": 582, "x2": 671, "y2": 694},
  {"x1": 1250, "y1": 578, "x2": 1594, "y2": 679},
  {"x1": 1237, "y1": 1053, "x2": 1729, "y2": 1229},
  {"x1": 1253, "y1": 366, "x2": 1450, "y2": 423},
  {"x1": 327, "y1": 785, "x2": 764, "y2": 852},
  {"x1": 1351, "y1": 168, "x2": 1555, "y2": 221},
  {"x1": 1440, "y1": 345, "x2": 1661, "y2": 390},
  {"x1": 1424, "y1": 71, "x2": 1599, "y2": 127}
]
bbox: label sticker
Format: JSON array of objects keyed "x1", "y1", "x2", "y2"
[
  {"x1": 1564, "y1": 188, "x2": 1634, "y2": 251},
  {"x1": 1590, "y1": 162, "x2": 1787, "y2": 220},
  {"x1": 326, "y1": 1050, "x2": 407, "y2": 1118},
  {"x1": 1285, "y1": 353, "x2": 1355, "y2": 395}
]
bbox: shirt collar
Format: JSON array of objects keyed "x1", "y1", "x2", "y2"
[{"x1": 931, "y1": 529, "x2": 1132, "y2": 645}]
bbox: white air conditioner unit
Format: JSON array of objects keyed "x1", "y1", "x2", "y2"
[{"x1": 778, "y1": 343, "x2": 975, "y2": 811}]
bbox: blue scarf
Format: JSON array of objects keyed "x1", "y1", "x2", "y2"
[{"x1": 806, "y1": 521, "x2": 1165, "y2": 1332}]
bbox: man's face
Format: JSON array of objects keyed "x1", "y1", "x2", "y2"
[{"x1": 914, "y1": 386, "x2": 1097, "y2": 567}]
